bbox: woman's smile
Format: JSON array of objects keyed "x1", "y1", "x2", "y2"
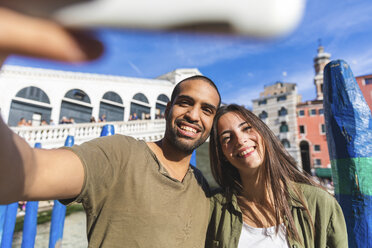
[{"x1": 218, "y1": 112, "x2": 264, "y2": 172}]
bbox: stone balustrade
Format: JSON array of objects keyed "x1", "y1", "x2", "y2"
[{"x1": 11, "y1": 119, "x2": 166, "y2": 149}]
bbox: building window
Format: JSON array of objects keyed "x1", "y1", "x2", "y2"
[
  {"x1": 278, "y1": 107, "x2": 288, "y2": 116},
  {"x1": 280, "y1": 122, "x2": 289, "y2": 133},
  {"x1": 299, "y1": 125, "x2": 305, "y2": 134},
  {"x1": 102, "y1": 91, "x2": 123, "y2": 104},
  {"x1": 259, "y1": 111, "x2": 268, "y2": 119},
  {"x1": 314, "y1": 145, "x2": 321, "y2": 151},
  {"x1": 365, "y1": 78, "x2": 372, "y2": 85},
  {"x1": 157, "y1": 94, "x2": 169, "y2": 103},
  {"x1": 277, "y1": 95, "x2": 287, "y2": 102},
  {"x1": 16, "y1": 86, "x2": 50, "y2": 104},
  {"x1": 156, "y1": 94, "x2": 170, "y2": 119},
  {"x1": 314, "y1": 159, "x2": 322, "y2": 166},
  {"x1": 131, "y1": 93, "x2": 150, "y2": 120},
  {"x1": 99, "y1": 91, "x2": 124, "y2": 122},
  {"x1": 298, "y1": 110, "x2": 305, "y2": 117},
  {"x1": 281, "y1": 139, "x2": 290, "y2": 148},
  {"x1": 321, "y1": 124, "x2": 326, "y2": 134},
  {"x1": 65, "y1": 89, "x2": 91, "y2": 103},
  {"x1": 133, "y1": 93, "x2": 149, "y2": 103},
  {"x1": 309, "y1": 109, "x2": 317, "y2": 116},
  {"x1": 318, "y1": 108, "x2": 324, "y2": 115},
  {"x1": 258, "y1": 99, "x2": 267, "y2": 105}
]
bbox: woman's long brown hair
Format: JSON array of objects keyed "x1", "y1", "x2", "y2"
[{"x1": 209, "y1": 104, "x2": 319, "y2": 242}]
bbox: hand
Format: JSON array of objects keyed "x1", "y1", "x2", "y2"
[{"x1": 0, "y1": 7, "x2": 103, "y2": 63}]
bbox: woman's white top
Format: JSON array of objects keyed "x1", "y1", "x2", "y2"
[{"x1": 238, "y1": 222, "x2": 290, "y2": 248}]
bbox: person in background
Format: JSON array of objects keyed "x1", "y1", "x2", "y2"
[
  {"x1": 90, "y1": 116, "x2": 96, "y2": 123},
  {"x1": 206, "y1": 104, "x2": 347, "y2": 248},
  {"x1": 99, "y1": 114, "x2": 106, "y2": 122},
  {"x1": 17, "y1": 117, "x2": 27, "y2": 126},
  {"x1": 60, "y1": 116, "x2": 70, "y2": 124}
]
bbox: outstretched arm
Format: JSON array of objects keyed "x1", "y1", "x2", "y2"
[{"x1": 0, "y1": 117, "x2": 84, "y2": 204}]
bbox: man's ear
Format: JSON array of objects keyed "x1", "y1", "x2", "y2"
[{"x1": 165, "y1": 102, "x2": 171, "y2": 119}]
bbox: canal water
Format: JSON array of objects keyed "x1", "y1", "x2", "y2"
[{"x1": 12, "y1": 211, "x2": 87, "y2": 248}]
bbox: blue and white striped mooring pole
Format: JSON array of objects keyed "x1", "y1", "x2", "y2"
[
  {"x1": 20, "y1": 143, "x2": 42, "y2": 248},
  {"x1": 323, "y1": 60, "x2": 372, "y2": 247},
  {"x1": 0, "y1": 202, "x2": 17, "y2": 248},
  {"x1": 49, "y1": 136, "x2": 74, "y2": 248},
  {"x1": 100, "y1": 124, "x2": 115, "y2": 137},
  {"x1": 190, "y1": 151, "x2": 197, "y2": 167},
  {"x1": 0, "y1": 142, "x2": 42, "y2": 248},
  {"x1": 0, "y1": 205, "x2": 5, "y2": 246}
]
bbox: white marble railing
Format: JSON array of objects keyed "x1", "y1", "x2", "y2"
[{"x1": 11, "y1": 119, "x2": 166, "y2": 149}]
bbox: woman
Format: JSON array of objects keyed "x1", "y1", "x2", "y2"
[{"x1": 206, "y1": 104, "x2": 347, "y2": 248}]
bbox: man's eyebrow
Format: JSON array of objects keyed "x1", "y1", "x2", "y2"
[
  {"x1": 176, "y1": 95, "x2": 217, "y2": 111},
  {"x1": 176, "y1": 95, "x2": 194, "y2": 102},
  {"x1": 202, "y1": 103, "x2": 217, "y2": 112}
]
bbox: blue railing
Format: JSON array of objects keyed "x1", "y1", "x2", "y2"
[{"x1": 0, "y1": 124, "x2": 116, "y2": 247}]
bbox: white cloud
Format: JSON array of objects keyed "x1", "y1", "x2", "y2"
[
  {"x1": 341, "y1": 47, "x2": 372, "y2": 76},
  {"x1": 282, "y1": 0, "x2": 372, "y2": 48},
  {"x1": 247, "y1": 72, "x2": 254, "y2": 78},
  {"x1": 171, "y1": 37, "x2": 267, "y2": 67},
  {"x1": 286, "y1": 69, "x2": 315, "y2": 101},
  {"x1": 127, "y1": 61, "x2": 143, "y2": 76},
  {"x1": 221, "y1": 82, "x2": 266, "y2": 108}
]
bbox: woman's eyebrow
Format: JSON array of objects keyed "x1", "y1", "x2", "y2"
[
  {"x1": 219, "y1": 130, "x2": 231, "y2": 137},
  {"x1": 219, "y1": 121, "x2": 248, "y2": 136},
  {"x1": 238, "y1": 121, "x2": 248, "y2": 127}
]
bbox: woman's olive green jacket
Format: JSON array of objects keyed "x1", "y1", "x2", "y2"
[{"x1": 206, "y1": 183, "x2": 348, "y2": 248}]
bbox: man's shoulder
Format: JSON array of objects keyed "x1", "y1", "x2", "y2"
[
  {"x1": 87, "y1": 134, "x2": 143, "y2": 147},
  {"x1": 68, "y1": 134, "x2": 147, "y2": 158}
]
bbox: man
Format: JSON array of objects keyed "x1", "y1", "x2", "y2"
[{"x1": 0, "y1": 75, "x2": 221, "y2": 247}]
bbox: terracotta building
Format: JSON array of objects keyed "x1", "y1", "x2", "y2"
[
  {"x1": 296, "y1": 45, "x2": 331, "y2": 177},
  {"x1": 297, "y1": 101, "x2": 329, "y2": 172},
  {"x1": 355, "y1": 74, "x2": 372, "y2": 113}
]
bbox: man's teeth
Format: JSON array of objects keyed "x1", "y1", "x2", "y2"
[
  {"x1": 239, "y1": 147, "x2": 254, "y2": 156},
  {"x1": 180, "y1": 126, "x2": 197, "y2": 133}
]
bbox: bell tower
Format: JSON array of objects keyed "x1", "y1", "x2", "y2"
[{"x1": 313, "y1": 41, "x2": 331, "y2": 100}]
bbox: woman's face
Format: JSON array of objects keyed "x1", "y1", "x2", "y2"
[{"x1": 217, "y1": 112, "x2": 264, "y2": 174}]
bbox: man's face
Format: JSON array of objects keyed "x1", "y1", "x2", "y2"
[{"x1": 164, "y1": 79, "x2": 220, "y2": 154}]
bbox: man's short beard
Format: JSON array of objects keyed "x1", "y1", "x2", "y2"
[{"x1": 165, "y1": 124, "x2": 208, "y2": 154}]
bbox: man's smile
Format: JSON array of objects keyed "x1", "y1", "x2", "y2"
[{"x1": 175, "y1": 120, "x2": 202, "y2": 138}]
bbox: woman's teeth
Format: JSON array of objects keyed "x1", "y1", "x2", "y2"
[{"x1": 239, "y1": 147, "x2": 254, "y2": 157}]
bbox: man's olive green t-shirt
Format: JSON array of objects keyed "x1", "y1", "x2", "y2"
[{"x1": 62, "y1": 134, "x2": 210, "y2": 248}]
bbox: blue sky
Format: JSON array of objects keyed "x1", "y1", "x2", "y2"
[{"x1": 5, "y1": 0, "x2": 372, "y2": 107}]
